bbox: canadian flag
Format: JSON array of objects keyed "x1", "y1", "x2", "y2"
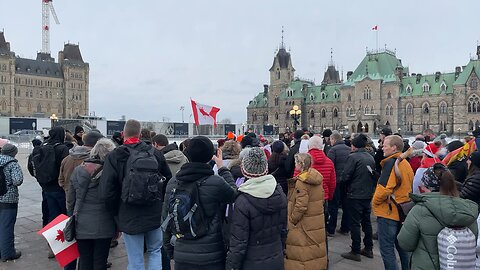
[
  {"x1": 191, "y1": 99, "x2": 220, "y2": 127},
  {"x1": 372, "y1": 25, "x2": 378, "y2": 31},
  {"x1": 37, "y1": 214, "x2": 79, "y2": 267}
]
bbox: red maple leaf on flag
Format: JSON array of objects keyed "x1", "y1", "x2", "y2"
[
  {"x1": 199, "y1": 107, "x2": 210, "y2": 117},
  {"x1": 55, "y1": 229, "x2": 65, "y2": 243}
]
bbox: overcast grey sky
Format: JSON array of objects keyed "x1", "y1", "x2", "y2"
[{"x1": 2, "y1": 0, "x2": 480, "y2": 123}]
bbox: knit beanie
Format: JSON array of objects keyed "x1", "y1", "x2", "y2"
[
  {"x1": 83, "y1": 131, "x2": 104, "y2": 147},
  {"x1": 352, "y1": 133, "x2": 368, "y2": 148},
  {"x1": 271, "y1": 140, "x2": 285, "y2": 154},
  {"x1": 1, "y1": 143, "x2": 18, "y2": 157},
  {"x1": 74, "y1": 125, "x2": 84, "y2": 134},
  {"x1": 380, "y1": 128, "x2": 393, "y2": 136},
  {"x1": 185, "y1": 136, "x2": 214, "y2": 163},
  {"x1": 322, "y1": 129, "x2": 333, "y2": 138},
  {"x1": 241, "y1": 147, "x2": 268, "y2": 178},
  {"x1": 421, "y1": 166, "x2": 441, "y2": 192},
  {"x1": 241, "y1": 136, "x2": 253, "y2": 149},
  {"x1": 469, "y1": 151, "x2": 480, "y2": 168}
]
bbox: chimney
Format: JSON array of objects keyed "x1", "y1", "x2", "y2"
[
  {"x1": 395, "y1": 66, "x2": 404, "y2": 80},
  {"x1": 347, "y1": 71, "x2": 353, "y2": 80},
  {"x1": 263, "y1": 84, "x2": 269, "y2": 97},
  {"x1": 455, "y1": 66, "x2": 461, "y2": 79},
  {"x1": 435, "y1": 71, "x2": 441, "y2": 82},
  {"x1": 416, "y1": 73, "x2": 422, "y2": 84},
  {"x1": 58, "y1": 51, "x2": 64, "y2": 64}
]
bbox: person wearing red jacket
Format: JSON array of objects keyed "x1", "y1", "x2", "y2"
[{"x1": 307, "y1": 136, "x2": 336, "y2": 201}]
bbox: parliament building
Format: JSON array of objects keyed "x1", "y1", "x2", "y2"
[
  {"x1": 247, "y1": 41, "x2": 480, "y2": 136},
  {"x1": 0, "y1": 31, "x2": 89, "y2": 118}
]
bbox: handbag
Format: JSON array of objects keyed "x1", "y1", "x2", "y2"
[{"x1": 64, "y1": 163, "x2": 103, "y2": 242}]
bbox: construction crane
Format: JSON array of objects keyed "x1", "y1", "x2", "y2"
[{"x1": 41, "y1": 0, "x2": 60, "y2": 54}]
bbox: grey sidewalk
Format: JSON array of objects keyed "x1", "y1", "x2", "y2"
[{"x1": 1, "y1": 151, "x2": 388, "y2": 270}]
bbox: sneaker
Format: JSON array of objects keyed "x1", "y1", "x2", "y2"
[
  {"x1": 360, "y1": 248, "x2": 374, "y2": 258},
  {"x1": 336, "y1": 229, "x2": 350, "y2": 235},
  {"x1": 2, "y1": 251, "x2": 22, "y2": 262},
  {"x1": 341, "y1": 251, "x2": 361, "y2": 262}
]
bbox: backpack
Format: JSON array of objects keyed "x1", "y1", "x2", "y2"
[
  {"x1": 28, "y1": 143, "x2": 60, "y2": 184},
  {"x1": 437, "y1": 227, "x2": 476, "y2": 270},
  {"x1": 161, "y1": 178, "x2": 208, "y2": 240},
  {"x1": 120, "y1": 146, "x2": 166, "y2": 206},
  {"x1": 0, "y1": 160, "x2": 17, "y2": 196}
]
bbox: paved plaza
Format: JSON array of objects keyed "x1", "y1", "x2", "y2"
[{"x1": 1, "y1": 150, "x2": 388, "y2": 270}]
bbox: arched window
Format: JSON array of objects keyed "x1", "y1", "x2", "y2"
[
  {"x1": 405, "y1": 84, "x2": 412, "y2": 94},
  {"x1": 422, "y1": 83, "x2": 430, "y2": 92},
  {"x1": 310, "y1": 109, "x2": 315, "y2": 118},
  {"x1": 274, "y1": 96, "x2": 279, "y2": 106},
  {"x1": 371, "y1": 106, "x2": 375, "y2": 114},
  {"x1": 276, "y1": 69, "x2": 280, "y2": 80},
  {"x1": 440, "y1": 82, "x2": 447, "y2": 92},
  {"x1": 387, "y1": 92, "x2": 392, "y2": 99},
  {"x1": 439, "y1": 101, "x2": 447, "y2": 114},
  {"x1": 469, "y1": 120, "x2": 474, "y2": 131},
  {"x1": 37, "y1": 103, "x2": 42, "y2": 112},
  {"x1": 275, "y1": 112, "x2": 279, "y2": 120},
  {"x1": 252, "y1": 113, "x2": 257, "y2": 121},
  {"x1": 468, "y1": 94, "x2": 480, "y2": 113},
  {"x1": 422, "y1": 103, "x2": 430, "y2": 114},
  {"x1": 14, "y1": 102, "x2": 19, "y2": 112},
  {"x1": 333, "y1": 108, "x2": 338, "y2": 117},
  {"x1": 321, "y1": 92, "x2": 326, "y2": 100},
  {"x1": 333, "y1": 92, "x2": 339, "y2": 99},
  {"x1": 364, "y1": 106, "x2": 369, "y2": 115},
  {"x1": 348, "y1": 93, "x2": 352, "y2": 101},
  {"x1": 321, "y1": 108, "x2": 326, "y2": 118},
  {"x1": 264, "y1": 113, "x2": 268, "y2": 121},
  {"x1": 1, "y1": 100, "x2": 6, "y2": 111},
  {"x1": 310, "y1": 94, "x2": 315, "y2": 101},
  {"x1": 406, "y1": 103, "x2": 413, "y2": 115},
  {"x1": 364, "y1": 86, "x2": 371, "y2": 99}
]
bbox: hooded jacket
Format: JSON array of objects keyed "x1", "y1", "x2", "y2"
[
  {"x1": 58, "y1": 145, "x2": 91, "y2": 199},
  {"x1": 284, "y1": 140, "x2": 301, "y2": 178},
  {"x1": 308, "y1": 148, "x2": 336, "y2": 201},
  {"x1": 327, "y1": 140, "x2": 351, "y2": 184},
  {"x1": 397, "y1": 193, "x2": 479, "y2": 270},
  {"x1": 340, "y1": 148, "x2": 376, "y2": 199},
  {"x1": 162, "y1": 163, "x2": 237, "y2": 266},
  {"x1": 225, "y1": 175, "x2": 287, "y2": 270},
  {"x1": 30, "y1": 126, "x2": 69, "y2": 192},
  {"x1": 98, "y1": 141, "x2": 172, "y2": 235},
  {"x1": 268, "y1": 153, "x2": 289, "y2": 195},
  {"x1": 285, "y1": 168, "x2": 327, "y2": 270},
  {"x1": 461, "y1": 169, "x2": 480, "y2": 205},
  {"x1": 0, "y1": 155, "x2": 23, "y2": 205},
  {"x1": 161, "y1": 143, "x2": 188, "y2": 177},
  {"x1": 372, "y1": 152, "x2": 414, "y2": 221}
]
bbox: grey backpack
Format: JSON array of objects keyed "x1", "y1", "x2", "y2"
[{"x1": 437, "y1": 227, "x2": 476, "y2": 270}]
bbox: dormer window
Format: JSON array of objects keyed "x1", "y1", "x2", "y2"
[
  {"x1": 440, "y1": 82, "x2": 447, "y2": 92},
  {"x1": 470, "y1": 78, "x2": 478, "y2": 90},
  {"x1": 333, "y1": 91, "x2": 339, "y2": 99},
  {"x1": 310, "y1": 94, "x2": 315, "y2": 101},
  {"x1": 321, "y1": 92, "x2": 326, "y2": 100},
  {"x1": 406, "y1": 84, "x2": 412, "y2": 94},
  {"x1": 422, "y1": 83, "x2": 430, "y2": 92},
  {"x1": 286, "y1": 88, "x2": 294, "y2": 97}
]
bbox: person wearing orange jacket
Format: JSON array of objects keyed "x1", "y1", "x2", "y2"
[{"x1": 372, "y1": 135, "x2": 414, "y2": 270}]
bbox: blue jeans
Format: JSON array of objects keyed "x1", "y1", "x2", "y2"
[
  {"x1": 44, "y1": 190, "x2": 67, "y2": 223},
  {"x1": 123, "y1": 227, "x2": 163, "y2": 270},
  {"x1": 377, "y1": 217, "x2": 410, "y2": 270},
  {"x1": 0, "y1": 205, "x2": 18, "y2": 260}
]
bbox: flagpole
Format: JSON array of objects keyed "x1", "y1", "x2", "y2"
[{"x1": 376, "y1": 29, "x2": 378, "y2": 52}]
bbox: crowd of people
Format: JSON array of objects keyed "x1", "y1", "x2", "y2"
[{"x1": 1, "y1": 120, "x2": 480, "y2": 270}]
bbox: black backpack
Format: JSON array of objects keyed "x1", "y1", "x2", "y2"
[
  {"x1": 161, "y1": 178, "x2": 208, "y2": 240},
  {"x1": 0, "y1": 160, "x2": 17, "y2": 196},
  {"x1": 121, "y1": 146, "x2": 166, "y2": 205},
  {"x1": 28, "y1": 143, "x2": 60, "y2": 184}
]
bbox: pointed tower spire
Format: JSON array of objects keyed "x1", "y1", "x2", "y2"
[
  {"x1": 329, "y1": 48, "x2": 335, "y2": 66},
  {"x1": 280, "y1": 26, "x2": 285, "y2": 49}
]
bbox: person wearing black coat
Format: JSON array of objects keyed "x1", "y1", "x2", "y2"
[
  {"x1": 446, "y1": 140, "x2": 469, "y2": 184},
  {"x1": 326, "y1": 132, "x2": 352, "y2": 236},
  {"x1": 226, "y1": 147, "x2": 287, "y2": 270},
  {"x1": 461, "y1": 151, "x2": 480, "y2": 205},
  {"x1": 268, "y1": 141, "x2": 289, "y2": 195},
  {"x1": 162, "y1": 136, "x2": 237, "y2": 270},
  {"x1": 284, "y1": 130, "x2": 304, "y2": 178},
  {"x1": 98, "y1": 120, "x2": 172, "y2": 270}
]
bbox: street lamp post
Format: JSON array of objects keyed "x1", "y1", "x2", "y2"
[
  {"x1": 50, "y1": 113, "x2": 58, "y2": 128},
  {"x1": 457, "y1": 127, "x2": 462, "y2": 139},
  {"x1": 289, "y1": 105, "x2": 302, "y2": 131},
  {"x1": 397, "y1": 127, "x2": 401, "y2": 135}
]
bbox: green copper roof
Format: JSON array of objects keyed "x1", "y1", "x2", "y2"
[
  {"x1": 247, "y1": 92, "x2": 268, "y2": 108},
  {"x1": 279, "y1": 79, "x2": 314, "y2": 99},
  {"x1": 345, "y1": 50, "x2": 404, "y2": 86},
  {"x1": 454, "y1": 59, "x2": 480, "y2": 85},
  {"x1": 305, "y1": 84, "x2": 341, "y2": 103},
  {"x1": 400, "y1": 73, "x2": 455, "y2": 97}
]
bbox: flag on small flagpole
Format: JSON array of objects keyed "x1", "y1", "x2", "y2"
[
  {"x1": 372, "y1": 25, "x2": 378, "y2": 31},
  {"x1": 191, "y1": 99, "x2": 220, "y2": 127},
  {"x1": 372, "y1": 25, "x2": 379, "y2": 51},
  {"x1": 37, "y1": 214, "x2": 79, "y2": 267}
]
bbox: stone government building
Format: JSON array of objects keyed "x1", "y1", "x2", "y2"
[
  {"x1": 0, "y1": 31, "x2": 89, "y2": 118},
  {"x1": 247, "y1": 41, "x2": 480, "y2": 136}
]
